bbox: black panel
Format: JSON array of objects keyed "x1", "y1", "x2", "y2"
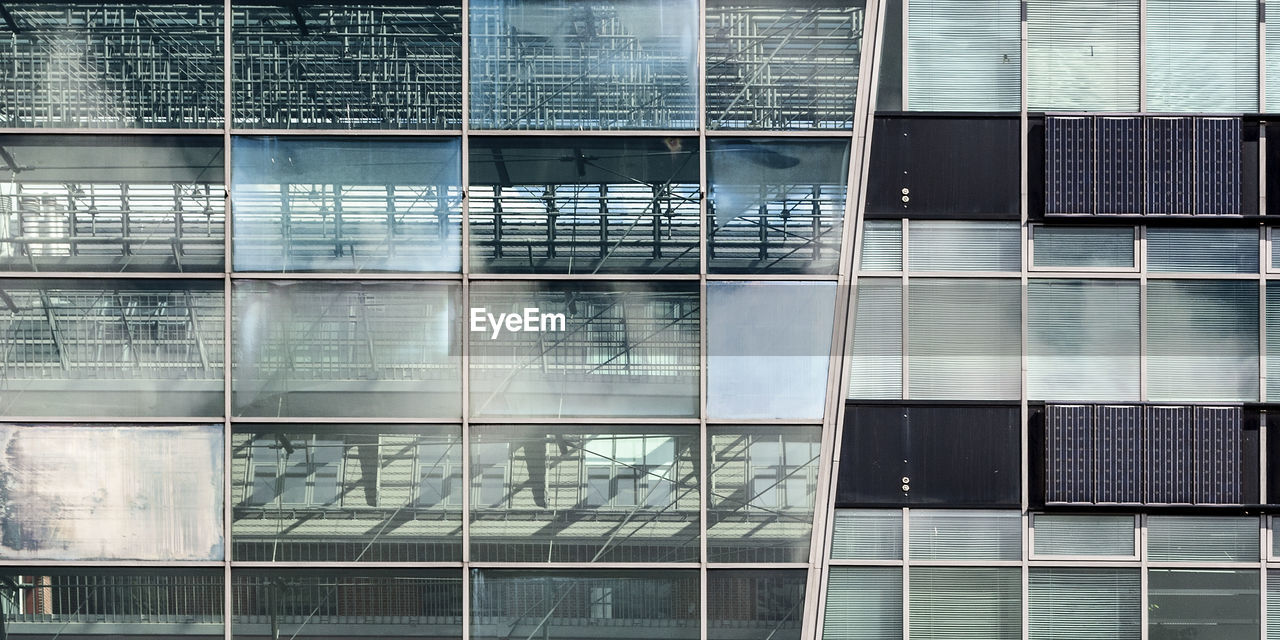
[
  {"x1": 1096, "y1": 405, "x2": 1141, "y2": 504},
  {"x1": 1145, "y1": 118, "x2": 1195, "y2": 215},
  {"x1": 1044, "y1": 404, "x2": 1093, "y2": 503},
  {"x1": 1097, "y1": 117, "x2": 1141, "y2": 214},
  {"x1": 1143, "y1": 406, "x2": 1196, "y2": 503},
  {"x1": 865, "y1": 115, "x2": 1021, "y2": 219},
  {"x1": 1195, "y1": 118, "x2": 1242, "y2": 216},
  {"x1": 1045, "y1": 116, "x2": 1094, "y2": 214},
  {"x1": 1266, "y1": 122, "x2": 1280, "y2": 217}
]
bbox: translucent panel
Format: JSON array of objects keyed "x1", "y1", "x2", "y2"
[
  {"x1": 469, "y1": 426, "x2": 698, "y2": 563},
  {"x1": 0, "y1": 424, "x2": 221, "y2": 561},
  {"x1": 705, "y1": 0, "x2": 866, "y2": 129},
  {"x1": 0, "y1": 135, "x2": 224, "y2": 272},
  {"x1": 468, "y1": 137, "x2": 699, "y2": 274},
  {"x1": 908, "y1": 220, "x2": 1021, "y2": 272},
  {"x1": 860, "y1": 220, "x2": 903, "y2": 270},
  {"x1": 1147, "y1": 228, "x2": 1259, "y2": 273},
  {"x1": 232, "y1": 280, "x2": 461, "y2": 418},
  {"x1": 1147, "y1": 516, "x2": 1258, "y2": 562},
  {"x1": 906, "y1": 0, "x2": 1021, "y2": 111},
  {"x1": 1146, "y1": 280, "x2": 1259, "y2": 402},
  {"x1": 1032, "y1": 514, "x2": 1135, "y2": 557},
  {"x1": 1028, "y1": 280, "x2": 1140, "y2": 401},
  {"x1": 469, "y1": 281, "x2": 699, "y2": 418},
  {"x1": 830, "y1": 509, "x2": 902, "y2": 560},
  {"x1": 708, "y1": 570, "x2": 806, "y2": 640},
  {"x1": 1148, "y1": 569, "x2": 1260, "y2": 640},
  {"x1": 1027, "y1": 0, "x2": 1140, "y2": 111},
  {"x1": 708, "y1": 426, "x2": 821, "y2": 563},
  {"x1": 1146, "y1": 0, "x2": 1259, "y2": 112},
  {"x1": 908, "y1": 510, "x2": 1021, "y2": 561},
  {"x1": 823, "y1": 567, "x2": 902, "y2": 640},
  {"x1": 233, "y1": 569, "x2": 461, "y2": 639},
  {"x1": 232, "y1": 3, "x2": 462, "y2": 129},
  {"x1": 470, "y1": 570, "x2": 699, "y2": 640},
  {"x1": 1032, "y1": 226, "x2": 1135, "y2": 269},
  {"x1": 708, "y1": 139, "x2": 850, "y2": 274},
  {"x1": 468, "y1": 0, "x2": 698, "y2": 130},
  {"x1": 908, "y1": 278, "x2": 1021, "y2": 400},
  {"x1": 909, "y1": 567, "x2": 1021, "y2": 640},
  {"x1": 708, "y1": 281, "x2": 836, "y2": 420},
  {"x1": 0, "y1": 4, "x2": 223, "y2": 129},
  {"x1": 231, "y1": 425, "x2": 462, "y2": 563},
  {"x1": 1029, "y1": 568, "x2": 1140, "y2": 640},
  {"x1": 847, "y1": 279, "x2": 902, "y2": 399},
  {"x1": 231, "y1": 136, "x2": 462, "y2": 273},
  {"x1": 0, "y1": 279, "x2": 224, "y2": 418}
]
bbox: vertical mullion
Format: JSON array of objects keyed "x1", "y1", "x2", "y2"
[
  {"x1": 698, "y1": 0, "x2": 709, "y2": 636},
  {"x1": 460, "y1": 0, "x2": 473, "y2": 634},
  {"x1": 1020, "y1": 4, "x2": 1031, "y2": 637},
  {"x1": 222, "y1": 1, "x2": 234, "y2": 638}
]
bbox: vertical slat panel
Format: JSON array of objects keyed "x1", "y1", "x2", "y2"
[
  {"x1": 1144, "y1": 405, "x2": 1196, "y2": 503},
  {"x1": 1195, "y1": 406, "x2": 1243, "y2": 504},
  {"x1": 1194, "y1": 118, "x2": 1242, "y2": 215},
  {"x1": 1045, "y1": 404, "x2": 1094, "y2": 503},
  {"x1": 1045, "y1": 116, "x2": 1094, "y2": 214},
  {"x1": 1095, "y1": 405, "x2": 1140, "y2": 503},
  {"x1": 1144, "y1": 117, "x2": 1195, "y2": 215},
  {"x1": 1097, "y1": 117, "x2": 1141, "y2": 214}
]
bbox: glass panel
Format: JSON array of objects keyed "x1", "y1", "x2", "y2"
[
  {"x1": 1147, "y1": 516, "x2": 1258, "y2": 562},
  {"x1": 468, "y1": 137, "x2": 699, "y2": 274},
  {"x1": 0, "y1": 135, "x2": 224, "y2": 272},
  {"x1": 707, "y1": 139, "x2": 850, "y2": 274},
  {"x1": 230, "y1": 136, "x2": 462, "y2": 273},
  {"x1": 823, "y1": 566, "x2": 901, "y2": 640},
  {"x1": 470, "y1": 570, "x2": 699, "y2": 640},
  {"x1": 231, "y1": 425, "x2": 462, "y2": 563},
  {"x1": 847, "y1": 279, "x2": 902, "y2": 399},
  {"x1": 232, "y1": 3, "x2": 462, "y2": 130},
  {"x1": 906, "y1": 0, "x2": 1021, "y2": 111},
  {"x1": 1267, "y1": 286, "x2": 1280, "y2": 401},
  {"x1": 909, "y1": 567, "x2": 1021, "y2": 640},
  {"x1": 232, "y1": 569, "x2": 461, "y2": 639},
  {"x1": 232, "y1": 280, "x2": 461, "y2": 418},
  {"x1": 708, "y1": 570, "x2": 806, "y2": 640},
  {"x1": 0, "y1": 278, "x2": 224, "y2": 418},
  {"x1": 469, "y1": 426, "x2": 698, "y2": 563},
  {"x1": 908, "y1": 278, "x2": 1021, "y2": 400},
  {"x1": 830, "y1": 509, "x2": 902, "y2": 560},
  {"x1": 876, "y1": 0, "x2": 904, "y2": 111},
  {"x1": 469, "y1": 281, "x2": 699, "y2": 418},
  {"x1": 1269, "y1": 572, "x2": 1280, "y2": 640},
  {"x1": 1148, "y1": 569, "x2": 1260, "y2": 640},
  {"x1": 708, "y1": 426, "x2": 820, "y2": 563},
  {"x1": 1029, "y1": 568, "x2": 1140, "y2": 640},
  {"x1": 1032, "y1": 514, "x2": 1135, "y2": 557},
  {"x1": 0, "y1": 424, "x2": 221, "y2": 561},
  {"x1": 908, "y1": 220, "x2": 1021, "y2": 272},
  {"x1": 1147, "y1": 228, "x2": 1259, "y2": 273},
  {"x1": 1146, "y1": 0, "x2": 1259, "y2": 112},
  {"x1": 468, "y1": 0, "x2": 698, "y2": 130},
  {"x1": 1027, "y1": 0, "x2": 1140, "y2": 111},
  {"x1": 1032, "y1": 226, "x2": 1135, "y2": 269},
  {"x1": 1028, "y1": 280, "x2": 1141, "y2": 401},
  {"x1": 1146, "y1": 280, "x2": 1259, "y2": 402},
  {"x1": 908, "y1": 510, "x2": 1021, "y2": 561},
  {"x1": 705, "y1": 0, "x2": 866, "y2": 130},
  {"x1": 708, "y1": 281, "x2": 836, "y2": 420},
  {"x1": 0, "y1": 3, "x2": 223, "y2": 129},
  {"x1": 860, "y1": 220, "x2": 903, "y2": 271}
]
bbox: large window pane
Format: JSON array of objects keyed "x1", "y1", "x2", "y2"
[
  {"x1": 1146, "y1": 0, "x2": 1259, "y2": 112},
  {"x1": 1148, "y1": 569, "x2": 1260, "y2": 640},
  {"x1": 908, "y1": 279, "x2": 1021, "y2": 400},
  {"x1": 708, "y1": 281, "x2": 836, "y2": 420},
  {"x1": 1146, "y1": 280, "x2": 1259, "y2": 402},
  {"x1": 1147, "y1": 516, "x2": 1258, "y2": 562},
  {"x1": 468, "y1": 0, "x2": 698, "y2": 130},
  {"x1": 468, "y1": 137, "x2": 699, "y2": 274},
  {"x1": 1029, "y1": 568, "x2": 1140, "y2": 640},
  {"x1": 469, "y1": 281, "x2": 699, "y2": 418},
  {"x1": 1032, "y1": 514, "x2": 1135, "y2": 557},
  {"x1": 907, "y1": 0, "x2": 1021, "y2": 111},
  {"x1": 0, "y1": 135, "x2": 224, "y2": 272},
  {"x1": 470, "y1": 570, "x2": 699, "y2": 640},
  {"x1": 232, "y1": 3, "x2": 462, "y2": 130},
  {"x1": 823, "y1": 567, "x2": 901, "y2": 640},
  {"x1": 1031, "y1": 226, "x2": 1135, "y2": 269},
  {"x1": 847, "y1": 279, "x2": 902, "y2": 399},
  {"x1": 830, "y1": 509, "x2": 902, "y2": 560},
  {"x1": 1028, "y1": 280, "x2": 1140, "y2": 401},
  {"x1": 0, "y1": 279, "x2": 224, "y2": 418},
  {"x1": 0, "y1": 3, "x2": 223, "y2": 129},
  {"x1": 1027, "y1": 0, "x2": 1140, "y2": 111},
  {"x1": 708, "y1": 426, "x2": 820, "y2": 563},
  {"x1": 1147, "y1": 228, "x2": 1258, "y2": 273},
  {"x1": 231, "y1": 136, "x2": 462, "y2": 273},
  {"x1": 707, "y1": 139, "x2": 850, "y2": 274},
  {"x1": 708, "y1": 570, "x2": 806, "y2": 640},
  {"x1": 909, "y1": 567, "x2": 1021, "y2": 640},
  {"x1": 232, "y1": 281, "x2": 461, "y2": 418},
  {"x1": 908, "y1": 509, "x2": 1021, "y2": 561},
  {"x1": 908, "y1": 220, "x2": 1021, "y2": 272}
]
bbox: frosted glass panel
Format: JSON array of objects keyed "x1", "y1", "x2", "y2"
[
  {"x1": 908, "y1": 220, "x2": 1021, "y2": 271},
  {"x1": 1147, "y1": 228, "x2": 1258, "y2": 273},
  {"x1": 848, "y1": 279, "x2": 902, "y2": 399},
  {"x1": 860, "y1": 220, "x2": 903, "y2": 270},
  {"x1": 908, "y1": 279, "x2": 1021, "y2": 400},
  {"x1": 830, "y1": 509, "x2": 902, "y2": 560},
  {"x1": 908, "y1": 509, "x2": 1021, "y2": 561},
  {"x1": 1032, "y1": 514, "x2": 1135, "y2": 557},
  {"x1": 1147, "y1": 516, "x2": 1258, "y2": 562}
]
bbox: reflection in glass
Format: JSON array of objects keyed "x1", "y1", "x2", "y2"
[
  {"x1": 232, "y1": 569, "x2": 461, "y2": 639},
  {"x1": 231, "y1": 425, "x2": 462, "y2": 562},
  {"x1": 908, "y1": 220, "x2": 1021, "y2": 271},
  {"x1": 708, "y1": 427, "x2": 820, "y2": 563},
  {"x1": 469, "y1": 137, "x2": 699, "y2": 274},
  {"x1": 470, "y1": 570, "x2": 699, "y2": 640},
  {"x1": 232, "y1": 3, "x2": 462, "y2": 130},
  {"x1": 1028, "y1": 280, "x2": 1141, "y2": 401},
  {"x1": 232, "y1": 281, "x2": 461, "y2": 418},
  {"x1": 708, "y1": 570, "x2": 806, "y2": 640},
  {"x1": 909, "y1": 567, "x2": 1021, "y2": 639},
  {"x1": 707, "y1": 139, "x2": 850, "y2": 274},
  {"x1": 470, "y1": 426, "x2": 699, "y2": 563},
  {"x1": 0, "y1": 279, "x2": 225, "y2": 417},
  {"x1": 469, "y1": 281, "x2": 699, "y2": 418},
  {"x1": 231, "y1": 136, "x2": 462, "y2": 272},
  {"x1": 1031, "y1": 226, "x2": 1135, "y2": 269},
  {"x1": 1148, "y1": 569, "x2": 1259, "y2": 640},
  {"x1": 0, "y1": 135, "x2": 225, "y2": 272},
  {"x1": 1146, "y1": 280, "x2": 1259, "y2": 402},
  {"x1": 469, "y1": 0, "x2": 698, "y2": 129}
]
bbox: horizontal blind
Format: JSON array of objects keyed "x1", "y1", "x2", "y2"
[
  {"x1": 1032, "y1": 514, "x2": 1135, "y2": 557},
  {"x1": 1028, "y1": 280, "x2": 1140, "y2": 401},
  {"x1": 1027, "y1": 0, "x2": 1139, "y2": 111},
  {"x1": 823, "y1": 567, "x2": 902, "y2": 640},
  {"x1": 908, "y1": 278, "x2": 1021, "y2": 400},
  {"x1": 1269, "y1": 573, "x2": 1280, "y2": 640},
  {"x1": 908, "y1": 220, "x2": 1021, "y2": 271},
  {"x1": 1146, "y1": 280, "x2": 1259, "y2": 401},
  {"x1": 908, "y1": 510, "x2": 1022, "y2": 561},
  {"x1": 1268, "y1": 8, "x2": 1280, "y2": 110},
  {"x1": 1268, "y1": 286, "x2": 1280, "y2": 401},
  {"x1": 1031, "y1": 226, "x2": 1135, "y2": 268},
  {"x1": 860, "y1": 220, "x2": 903, "y2": 270},
  {"x1": 1028, "y1": 568, "x2": 1141, "y2": 640},
  {"x1": 830, "y1": 510, "x2": 903, "y2": 560},
  {"x1": 1146, "y1": 228, "x2": 1258, "y2": 273},
  {"x1": 907, "y1": 0, "x2": 1021, "y2": 111},
  {"x1": 1145, "y1": 0, "x2": 1258, "y2": 112},
  {"x1": 1147, "y1": 515, "x2": 1259, "y2": 562},
  {"x1": 909, "y1": 567, "x2": 1021, "y2": 640},
  {"x1": 848, "y1": 279, "x2": 902, "y2": 399}
]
